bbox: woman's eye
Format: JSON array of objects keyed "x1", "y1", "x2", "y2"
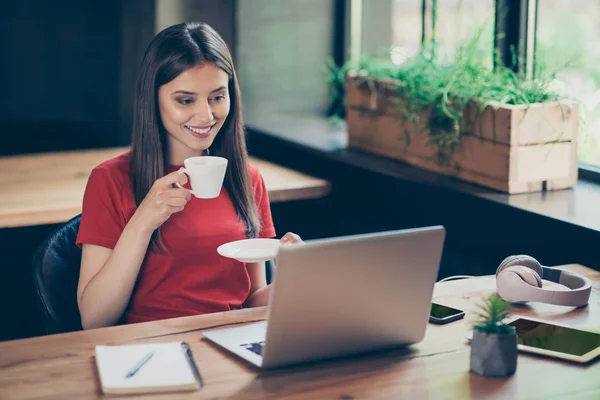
[
  {"x1": 177, "y1": 98, "x2": 193, "y2": 105},
  {"x1": 210, "y1": 94, "x2": 226, "y2": 102}
]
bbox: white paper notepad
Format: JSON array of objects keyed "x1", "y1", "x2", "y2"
[{"x1": 95, "y1": 341, "x2": 202, "y2": 395}]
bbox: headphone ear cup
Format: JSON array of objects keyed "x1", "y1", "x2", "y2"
[
  {"x1": 497, "y1": 255, "x2": 543, "y2": 280},
  {"x1": 496, "y1": 255, "x2": 521, "y2": 275},
  {"x1": 519, "y1": 267, "x2": 542, "y2": 288},
  {"x1": 496, "y1": 266, "x2": 543, "y2": 304}
]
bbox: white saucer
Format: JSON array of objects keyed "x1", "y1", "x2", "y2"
[{"x1": 217, "y1": 238, "x2": 280, "y2": 263}]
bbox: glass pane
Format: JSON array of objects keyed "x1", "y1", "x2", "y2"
[
  {"x1": 536, "y1": 0, "x2": 600, "y2": 167},
  {"x1": 391, "y1": 0, "x2": 422, "y2": 63},
  {"x1": 391, "y1": 0, "x2": 495, "y2": 64},
  {"x1": 430, "y1": 0, "x2": 495, "y2": 60}
]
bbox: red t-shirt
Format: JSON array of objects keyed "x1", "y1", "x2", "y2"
[{"x1": 76, "y1": 152, "x2": 276, "y2": 324}]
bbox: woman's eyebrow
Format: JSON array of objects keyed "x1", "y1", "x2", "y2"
[
  {"x1": 171, "y1": 86, "x2": 226, "y2": 95},
  {"x1": 172, "y1": 90, "x2": 196, "y2": 95}
]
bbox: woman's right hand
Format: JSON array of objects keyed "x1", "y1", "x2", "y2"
[{"x1": 132, "y1": 170, "x2": 192, "y2": 233}]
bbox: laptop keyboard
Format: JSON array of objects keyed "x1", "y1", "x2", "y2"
[{"x1": 240, "y1": 341, "x2": 265, "y2": 356}]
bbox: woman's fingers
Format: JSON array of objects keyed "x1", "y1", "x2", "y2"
[
  {"x1": 168, "y1": 205, "x2": 185, "y2": 213},
  {"x1": 165, "y1": 196, "x2": 188, "y2": 207},
  {"x1": 155, "y1": 190, "x2": 190, "y2": 207},
  {"x1": 280, "y1": 232, "x2": 303, "y2": 244},
  {"x1": 160, "y1": 188, "x2": 192, "y2": 200},
  {"x1": 154, "y1": 169, "x2": 188, "y2": 188}
]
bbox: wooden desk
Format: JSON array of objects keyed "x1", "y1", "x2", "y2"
[
  {"x1": 0, "y1": 147, "x2": 331, "y2": 228},
  {"x1": 1, "y1": 264, "x2": 598, "y2": 399}
]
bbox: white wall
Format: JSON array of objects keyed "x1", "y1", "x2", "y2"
[
  {"x1": 155, "y1": 0, "x2": 235, "y2": 50},
  {"x1": 237, "y1": 0, "x2": 334, "y2": 116}
]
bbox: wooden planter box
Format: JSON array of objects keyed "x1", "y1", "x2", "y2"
[{"x1": 345, "y1": 75, "x2": 579, "y2": 193}]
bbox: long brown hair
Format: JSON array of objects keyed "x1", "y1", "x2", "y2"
[{"x1": 130, "y1": 22, "x2": 260, "y2": 251}]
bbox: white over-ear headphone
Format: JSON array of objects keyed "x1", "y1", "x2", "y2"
[{"x1": 496, "y1": 255, "x2": 592, "y2": 307}]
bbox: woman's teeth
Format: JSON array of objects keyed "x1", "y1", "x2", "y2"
[{"x1": 186, "y1": 126, "x2": 211, "y2": 134}]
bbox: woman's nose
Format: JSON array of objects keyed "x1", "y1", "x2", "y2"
[{"x1": 194, "y1": 100, "x2": 213, "y2": 122}]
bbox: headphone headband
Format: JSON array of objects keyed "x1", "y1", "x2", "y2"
[{"x1": 496, "y1": 256, "x2": 591, "y2": 307}]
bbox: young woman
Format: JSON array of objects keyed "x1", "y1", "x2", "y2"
[{"x1": 76, "y1": 22, "x2": 302, "y2": 330}]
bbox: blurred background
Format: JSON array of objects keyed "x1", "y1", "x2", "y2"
[
  {"x1": 1, "y1": 0, "x2": 599, "y2": 342},
  {"x1": 1, "y1": 0, "x2": 598, "y2": 165}
]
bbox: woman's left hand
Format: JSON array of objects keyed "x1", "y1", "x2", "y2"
[{"x1": 280, "y1": 232, "x2": 303, "y2": 244}]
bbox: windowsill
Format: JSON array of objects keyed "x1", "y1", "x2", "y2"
[{"x1": 245, "y1": 111, "x2": 600, "y2": 235}]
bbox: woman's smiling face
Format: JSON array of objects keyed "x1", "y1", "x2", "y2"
[{"x1": 158, "y1": 63, "x2": 230, "y2": 164}]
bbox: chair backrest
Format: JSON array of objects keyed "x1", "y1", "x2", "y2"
[
  {"x1": 32, "y1": 214, "x2": 83, "y2": 334},
  {"x1": 266, "y1": 259, "x2": 275, "y2": 284}
]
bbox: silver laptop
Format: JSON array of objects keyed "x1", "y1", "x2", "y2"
[{"x1": 203, "y1": 226, "x2": 445, "y2": 369}]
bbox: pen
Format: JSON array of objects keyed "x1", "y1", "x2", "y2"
[{"x1": 125, "y1": 351, "x2": 154, "y2": 379}]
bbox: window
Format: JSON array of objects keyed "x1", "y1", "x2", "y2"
[
  {"x1": 536, "y1": 0, "x2": 600, "y2": 168},
  {"x1": 359, "y1": 0, "x2": 600, "y2": 177}
]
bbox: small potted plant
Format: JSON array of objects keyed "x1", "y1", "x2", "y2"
[{"x1": 470, "y1": 293, "x2": 517, "y2": 377}]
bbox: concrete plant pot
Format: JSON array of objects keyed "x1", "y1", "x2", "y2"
[{"x1": 470, "y1": 327, "x2": 518, "y2": 377}]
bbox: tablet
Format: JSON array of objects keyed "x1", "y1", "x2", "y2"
[{"x1": 467, "y1": 316, "x2": 600, "y2": 363}]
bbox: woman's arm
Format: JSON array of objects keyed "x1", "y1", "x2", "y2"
[
  {"x1": 244, "y1": 261, "x2": 270, "y2": 307},
  {"x1": 77, "y1": 219, "x2": 153, "y2": 329},
  {"x1": 77, "y1": 171, "x2": 190, "y2": 329},
  {"x1": 244, "y1": 232, "x2": 304, "y2": 308}
]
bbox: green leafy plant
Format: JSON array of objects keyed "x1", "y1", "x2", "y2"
[
  {"x1": 473, "y1": 293, "x2": 513, "y2": 335},
  {"x1": 327, "y1": 26, "x2": 567, "y2": 164}
]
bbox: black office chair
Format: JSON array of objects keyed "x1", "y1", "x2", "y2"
[
  {"x1": 32, "y1": 214, "x2": 83, "y2": 334},
  {"x1": 32, "y1": 213, "x2": 277, "y2": 334},
  {"x1": 265, "y1": 259, "x2": 275, "y2": 284}
]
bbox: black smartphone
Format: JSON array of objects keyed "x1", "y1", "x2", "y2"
[{"x1": 429, "y1": 302, "x2": 465, "y2": 324}]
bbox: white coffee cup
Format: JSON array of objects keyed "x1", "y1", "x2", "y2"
[{"x1": 175, "y1": 156, "x2": 228, "y2": 199}]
